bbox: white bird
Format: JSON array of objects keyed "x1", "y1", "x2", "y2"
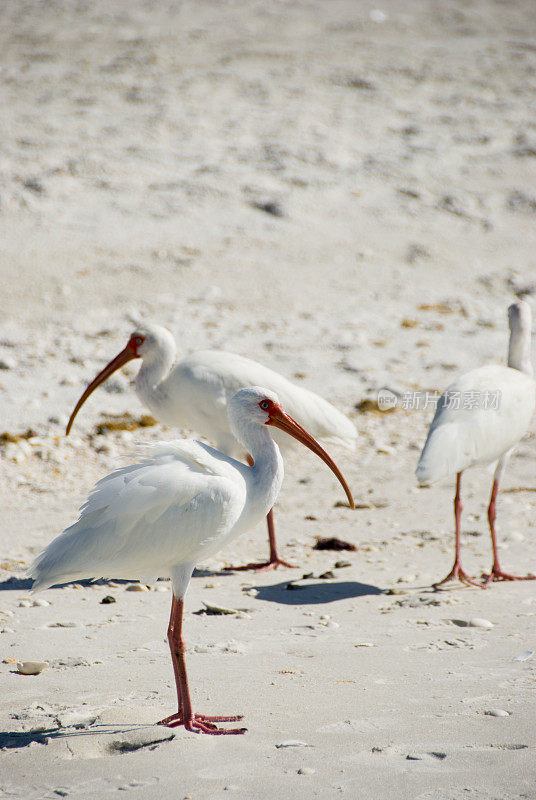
[
  {"x1": 416, "y1": 300, "x2": 536, "y2": 587},
  {"x1": 31, "y1": 387, "x2": 354, "y2": 734},
  {"x1": 65, "y1": 324, "x2": 357, "y2": 570}
]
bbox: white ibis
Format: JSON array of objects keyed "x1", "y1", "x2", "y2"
[
  {"x1": 30, "y1": 387, "x2": 354, "y2": 734},
  {"x1": 416, "y1": 300, "x2": 536, "y2": 587},
  {"x1": 65, "y1": 324, "x2": 357, "y2": 570}
]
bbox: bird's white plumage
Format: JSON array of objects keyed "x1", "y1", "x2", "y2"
[
  {"x1": 415, "y1": 300, "x2": 536, "y2": 587},
  {"x1": 65, "y1": 326, "x2": 357, "y2": 570},
  {"x1": 133, "y1": 325, "x2": 357, "y2": 459},
  {"x1": 35, "y1": 386, "x2": 354, "y2": 734},
  {"x1": 416, "y1": 364, "x2": 535, "y2": 485},
  {"x1": 30, "y1": 388, "x2": 284, "y2": 594}
]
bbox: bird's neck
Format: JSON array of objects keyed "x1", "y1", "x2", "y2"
[
  {"x1": 135, "y1": 351, "x2": 175, "y2": 412},
  {"x1": 238, "y1": 425, "x2": 285, "y2": 530},
  {"x1": 508, "y1": 322, "x2": 533, "y2": 376}
]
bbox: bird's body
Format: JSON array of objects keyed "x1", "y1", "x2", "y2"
[
  {"x1": 416, "y1": 364, "x2": 535, "y2": 484},
  {"x1": 32, "y1": 387, "x2": 354, "y2": 734},
  {"x1": 66, "y1": 325, "x2": 357, "y2": 569},
  {"x1": 30, "y1": 438, "x2": 269, "y2": 593},
  {"x1": 416, "y1": 301, "x2": 535, "y2": 587},
  {"x1": 138, "y1": 348, "x2": 357, "y2": 461}
]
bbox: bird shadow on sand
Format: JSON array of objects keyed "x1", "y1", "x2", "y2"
[
  {"x1": 0, "y1": 577, "x2": 139, "y2": 592},
  {"x1": 0, "y1": 577, "x2": 33, "y2": 591},
  {"x1": 0, "y1": 570, "x2": 231, "y2": 592},
  {"x1": 0, "y1": 723, "x2": 174, "y2": 752},
  {"x1": 251, "y1": 580, "x2": 384, "y2": 605},
  {"x1": 192, "y1": 567, "x2": 237, "y2": 578},
  {"x1": 0, "y1": 728, "x2": 71, "y2": 750}
]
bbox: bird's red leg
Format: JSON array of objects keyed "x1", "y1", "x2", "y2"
[
  {"x1": 482, "y1": 480, "x2": 536, "y2": 583},
  {"x1": 262, "y1": 506, "x2": 294, "y2": 570},
  {"x1": 224, "y1": 456, "x2": 293, "y2": 571},
  {"x1": 433, "y1": 473, "x2": 483, "y2": 589},
  {"x1": 157, "y1": 596, "x2": 246, "y2": 734}
]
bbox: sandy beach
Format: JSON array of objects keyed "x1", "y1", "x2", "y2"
[{"x1": 1, "y1": 1, "x2": 536, "y2": 797}]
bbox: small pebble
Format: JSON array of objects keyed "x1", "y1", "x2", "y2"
[
  {"x1": 18, "y1": 600, "x2": 32, "y2": 608},
  {"x1": 370, "y1": 8, "x2": 388, "y2": 23},
  {"x1": 334, "y1": 561, "x2": 351, "y2": 569},
  {"x1": 125, "y1": 583, "x2": 149, "y2": 592},
  {"x1": 275, "y1": 740, "x2": 310, "y2": 748},
  {"x1": 513, "y1": 650, "x2": 534, "y2": 662},
  {"x1": 484, "y1": 709, "x2": 510, "y2": 717},
  {"x1": 318, "y1": 571, "x2": 335, "y2": 580},
  {"x1": 48, "y1": 622, "x2": 79, "y2": 628},
  {"x1": 297, "y1": 767, "x2": 315, "y2": 775},
  {"x1": 32, "y1": 599, "x2": 50, "y2": 607},
  {"x1": 17, "y1": 661, "x2": 48, "y2": 675},
  {"x1": 469, "y1": 618, "x2": 494, "y2": 629},
  {"x1": 100, "y1": 596, "x2": 116, "y2": 605}
]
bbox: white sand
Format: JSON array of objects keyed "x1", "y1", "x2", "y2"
[{"x1": 1, "y1": 1, "x2": 536, "y2": 797}]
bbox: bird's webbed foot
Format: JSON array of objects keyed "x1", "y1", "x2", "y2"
[
  {"x1": 224, "y1": 556, "x2": 294, "y2": 572},
  {"x1": 482, "y1": 566, "x2": 536, "y2": 584},
  {"x1": 433, "y1": 561, "x2": 484, "y2": 589},
  {"x1": 157, "y1": 711, "x2": 246, "y2": 735}
]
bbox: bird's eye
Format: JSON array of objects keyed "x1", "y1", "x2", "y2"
[
  {"x1": 260, "y1": 400, "x2": 270, "y2": 410},
  {"x1": 134, "y1": 336, "x2": 143, "y2": 346}
]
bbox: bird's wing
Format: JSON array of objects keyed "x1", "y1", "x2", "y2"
[
  {"x1": 135, "y1": 438, "x2": 244, "y2": 479},
  {"x1": 30, "y1": 440, "x2": 246, "y2": 591},
  {"x1": 175, "y1": 351, "x2": 357, "y2": 455},
  {"x1": 273, "y1": 382, "x2": 358, "y2": 450}
]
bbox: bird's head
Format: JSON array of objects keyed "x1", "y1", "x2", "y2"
[
  {"x1": 125, "y1": 324, "x2": 176, "y2": 363},
  {"x1": 508, "y1": 299, "x2": 532, "y2": 333},
  {"x1": 229, "y1": 387, "x2": 355, "y2": 509},
  {"x1": 65, "y1": 324, "x2": 176, "y2": 435}
]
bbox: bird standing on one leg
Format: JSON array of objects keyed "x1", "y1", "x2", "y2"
[
  {"x1": 31, "y1": 387, "x2": 354, "y2": 734},
  {"x1": 416, "y1": 300, "x2": 536, "y2": 588},
  {"x1": 65, "y1": 324, "x2": 357, "y2": 570}
]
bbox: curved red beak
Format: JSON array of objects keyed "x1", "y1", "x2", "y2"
[
  {"x1": 267, "y1": 405, "x2": 355, "y2": 509},
  {"x1": 65, "y1": 341, "x2": 139, "y2": 435}
]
